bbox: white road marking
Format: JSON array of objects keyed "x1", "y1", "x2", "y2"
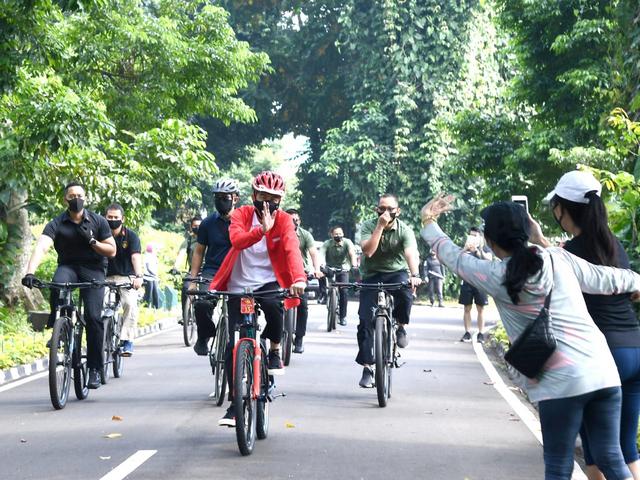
[
  {"x1": 472, "y1": 335, "x2": 587, "y2": 480},
  {"x1": 99, "y1": 450, "x2": 157, "y2": 480}
]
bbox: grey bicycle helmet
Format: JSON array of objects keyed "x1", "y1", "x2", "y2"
[{"x1": 212, "y1": 179, "x2": 239, "y2": 194}]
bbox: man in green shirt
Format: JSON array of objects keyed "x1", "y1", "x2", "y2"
[
  {"x1": 321, "y1": 226, "x2": 357, "y2": 325},
  {"x1": 286, "y1": 209, "x2": 322, "y2": 353},
  {"x1": 172, "y1": 216, "x2": 203, "y2": 320},
  {"x1": 357, "y1": 193, "x2": 422, "y2": 388}
]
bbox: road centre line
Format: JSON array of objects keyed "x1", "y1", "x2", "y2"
[
  {"x1": 472, "y1": 334, "x2": 587, "y2": 480},
  {"x1": 99, "y1": 450, "x2": 157, "y2": 480}
]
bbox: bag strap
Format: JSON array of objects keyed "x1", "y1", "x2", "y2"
[{"x1": 543, "y1": 254, "x2": 555, "y2": 309}]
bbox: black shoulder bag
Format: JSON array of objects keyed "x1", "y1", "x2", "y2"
[{"x1": 503, "y1": 256, "x2": 557, "y2": 379}]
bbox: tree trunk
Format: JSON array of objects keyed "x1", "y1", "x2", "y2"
[{"x1": 0, "y1": 189, "x2": 45, "y2": 310}]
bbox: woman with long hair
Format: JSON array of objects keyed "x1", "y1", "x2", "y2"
[
  {"x1": 420, "y1": 195, "x2": 640, "y2": 480},
  {"x1": 534, "y1": 170, "x2": 640, "y2": 480}
]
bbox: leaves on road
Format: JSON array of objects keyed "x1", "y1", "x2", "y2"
[
  {"x1": 111, "y1": 415, "x2": 123, "y2": 421},
  {"x1": 285, "y1": 422, "x2": 295, "y2": 429},
  {"x1": 104, "y1": 433, "x2": 122, "y2": 439}
]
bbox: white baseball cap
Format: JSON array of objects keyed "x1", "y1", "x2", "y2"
[{"x1": 543, "y1": 170, "x2": 602, "y2": 204}]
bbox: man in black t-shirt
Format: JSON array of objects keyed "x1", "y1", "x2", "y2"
[
  {"x1": 22, "y1": 182, "x2": 116, "y2": 390},
  {"x1": 190, "y1": 179, "x2": 238, "y2": 356},
  {"x1": 105, "y1": 203, "x2": 143, "y2": 357}
]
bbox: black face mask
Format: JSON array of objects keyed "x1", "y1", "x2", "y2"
[
  {"x1": 215, "y1": 197, "x2": 233, "y2": 216},
  {"x1": 191, "y1": 227, "x2": 199, "y2": 234},
  {"x1": 68, "y1": 198, "x2": 84, "y2": 213},
  {"x1": 253, "y1": 200, "x2": 279, "y2": 215},
  {"x1": 333, "y1": 236, "x2": 343, "y2": 242},
  {"x1": 108, "y1": 220, "x2": 122, "y2": 230},
  {"x1": 377, "y1": 210, "x2": 397, "y2": 220}
]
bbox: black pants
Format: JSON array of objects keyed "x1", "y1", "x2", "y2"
[
  {"x1": 295, "y1": 293, "x2": 308, "y2": 338},
  {"x1": 318, "y1": 276, "x2": 327, "y2": 301},
  {"x1": 48, "y1": 264, "x2": 106, "y2": 370},
  {"x1": 333, "y1": 271, "x2": 349, "y2": 319},
  {"x1": 427, "y1": 276, "x2": 444, "y2": 304},
  {"x1": 225, "y1": 282, "x2": 284, "y2": 401},
  {"x1": 356, "y1": 271, "x2": 412, "y2": 366},
  {"x1": 143, "y1": 280, "x2": 160, "y2": 308},
  {"x1": 193, "y1": 269, "x2": 216, "y2": 340}
]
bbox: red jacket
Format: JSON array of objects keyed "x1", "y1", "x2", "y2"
[{"x1": 209, "y1": 206, "x2": 306, "y2": 309}]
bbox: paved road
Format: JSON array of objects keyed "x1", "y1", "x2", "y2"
[{"x1": 0, "y1": 301, "x2": 545, "y2": 480}]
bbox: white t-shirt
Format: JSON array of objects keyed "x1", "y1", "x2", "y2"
[{"x1": 227, "y1": 213, "x2": 277, "y2": 293}]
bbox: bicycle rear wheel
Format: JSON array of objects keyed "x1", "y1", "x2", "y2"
[
  {"x1": 212, "y1": 311, "x2": 228, "y2": 406},
  {"x1": 283, "y1": 308, "x2": 295, "y2": 366},
  {"x1": 73, "y1": 322, "x2": 89, "y2": 400},
  {"x1": 374, "y1": 315, "x2": 390, "y2": 407},
  {"x1": 256, "y1": 344, "x2": 270, "y2": 440},
  {"x1": 183, "y1": 296, "x2": 196, "y2": 346},
  {"x1": 326, "y1": 288, "x2": 337, "y2": 332},
  {"x1": 234, "y1": 340, "x2": 257, "y2": 456},
  {"x1": 100, "y1": 317, "x2": 112, "y2": 385},
  {"x1": 113, "y1": 313, "x2": 124, "y2": 378},
  {"x1": 48, "y1": 317, "x2": 73, "y2": 410}
]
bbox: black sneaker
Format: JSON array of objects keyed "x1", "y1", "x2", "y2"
[
  {"x1": 87, "y1": 368, "x2": 101, "y2": 389},
  {"x1": 396, "y1": 325, "x2": 409, "y2": 348},
  {"x1": 218, "y1": 407, "x2": 235, "y2": 427},
  {"x1": 460, "y1": 331, "x2": 472, "y2": 342},
  {"x1": 477, "y1": 332, "x2": 485, "y2": 344},
  {"x1": 293, "y1": 336, "x2": 304, "y2": 354},
  {"x1": 267, "y1": 350, "x2": 284, "y2": 375},
  {"x1": 359, "y1": 366, "x2": 374, "y2": 388},
  {"x1": 338, "y1": 317, "x2": 347, "y2": 326},
  {"x1": 193, "y1": 337, "x2": 209, "y2": 356}
]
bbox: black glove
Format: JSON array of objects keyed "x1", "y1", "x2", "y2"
[
  {"x1": 22, "y1": 273, "x2": 36, "y2": 289},
  {"x1": 77, "y1": 224, "x2": 95, "y2": 245}
]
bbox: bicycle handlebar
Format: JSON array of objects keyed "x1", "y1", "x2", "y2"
[
  {"x1": 332, "y1": 281, "x2": 410, "y2": 291},
  {"x1": 186, "y1": 288, "x2": 294, "y2": 299},
  {"x1": 32, "y1": 278, "x2": 123, "y2": 290}
]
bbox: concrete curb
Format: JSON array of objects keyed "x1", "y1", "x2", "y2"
[{"x1": 0, "y1": 315, "x2": 178, "y2": 386}]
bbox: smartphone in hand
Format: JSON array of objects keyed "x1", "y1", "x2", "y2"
[{"x1": 511, "y1": 195, "x2": 529, "y2": 214}]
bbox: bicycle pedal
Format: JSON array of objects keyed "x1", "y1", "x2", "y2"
[{"x1": 271, "y1": 392, "x2": 287, "y2": 399}]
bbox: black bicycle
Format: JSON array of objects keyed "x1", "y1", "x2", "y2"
[
  {"x1": 100, "y1": 280, "x2": 133, "y2": 383},
  {"x1": 335, "y1": 281, "x2": 409, "y2": 407},
  {"x1": 180, "y1": 274, "x2": 212, "y2": 347},
  {"x1": 32, "y1": 279, "x2": 101, "y2": 410},
  {"x1": 282, "y1": 306, "x2": 296, "y2": 367},
  {"x1": 323, "y1": 267, "x2": 347, "y2": 332}
]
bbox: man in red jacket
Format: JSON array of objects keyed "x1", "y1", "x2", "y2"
[{"x1": 210, "y1": 171, "x2": 307, "y2": 427}]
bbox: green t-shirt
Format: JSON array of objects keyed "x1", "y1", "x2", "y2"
[
  {"x1": 322, "y1": 238, "x2": 355, "y2": 269},
  {"x1": 296, "y1": 227, "x2": 315, "y2": 272},
  {"x1": 359, "y1": 217, "x2": 417, "y2": 278},
  {"x1": 180, "y1": 235, "x2": 200, "y2": 270}
]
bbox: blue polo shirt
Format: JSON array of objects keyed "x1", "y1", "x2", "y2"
[{"x1": 197, "y1": 212, "x2": 231, "y2": 275}]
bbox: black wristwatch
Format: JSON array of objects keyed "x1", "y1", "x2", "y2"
[{"x1": 89, "y1": 238, "x2": 97, "y2": 246}]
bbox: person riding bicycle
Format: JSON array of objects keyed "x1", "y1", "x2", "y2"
[
  {"x1": 104, "y1": 203, "x2": 144, "y2": 356},
  {"x1": 285, "y1": 208, "x2": 323, "y2": 354},
  {"x1": 357, "y1": 193, "x2": 422, "y2": 388},
  {"x1": 172, "y1": 215, "x2": 203, "y2": 316},
  {"x1": 321, "y1": 225, "x2": 358, "y2": 326},
  {"x1": 209, "y1": 171, "x2": 306, "y2": 427},
  {"x1": 22, "y1": 182, "x2": 116, "y2": 390},
  {"x1": 190, "y1": 179, "x2": 239, "y2": 356}
]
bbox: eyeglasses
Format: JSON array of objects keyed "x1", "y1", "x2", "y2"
[{"x1": 376, "y1": 206, "x2": 397, "y2": 213}]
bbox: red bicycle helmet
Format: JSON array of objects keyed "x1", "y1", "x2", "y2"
[{"x1": 252, "y1": 171, "x2": 285, "y2": 196}]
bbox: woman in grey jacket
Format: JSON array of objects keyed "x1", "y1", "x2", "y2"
[{"x1": 420, "y1": 195, "x2": 640, "y2": 480}]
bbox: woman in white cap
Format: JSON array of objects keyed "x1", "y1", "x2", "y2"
[
  {"x1": 536, "y1": 170, "x2": 640, "y2": 480},
  {"x1": 421, "y1": 194, "x2": 640, "y2": 480}
]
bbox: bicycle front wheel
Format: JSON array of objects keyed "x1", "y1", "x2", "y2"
[
  {"x1": 212, "y1": 311, "x2": 228, "y2": 406},
  {"x1": 374, "y1": 315, "x2": 390, "y2": 407},
  {"x1": 112, "y1": 313, "x2": 124, "y2": 378},
  {"x1": 73, "y1": 323, "x2": 89, "y2": 400},
  {"x1": 100, "y1": 317, "x2": 112, "y2": 385},
  {"x1": 234, "y1": 340, "x2": 257, "y2": 456},
  {"x1": 49, "y1": 317, "x2": 73, "y2": 410},
  {"x1": 327, "y1": 288, "x2": 337, "y2": 332},
  {"x1": 183, "y1": 296, "x2": 196, "y2": 346},
  {"x1": 283, "y1": 308, "x2": 295, "y2": 366}
]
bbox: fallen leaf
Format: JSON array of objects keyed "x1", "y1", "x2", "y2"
[
  {"x1": 483, "y1": 380, "x2": 495, "y2": 385},
  {"x1": 104, "y1": 433, "x2": 122, "y2": 439},
  {"x1": 99, "y1": 456, "x2": 111, "y2": 460},
  {"x1": 111, "y1": 415, "x2": 123, "y2": 421},
  {"x1": 285, "y1": 422, "x2": 295, "y2": 429},
  {"x1": 20, "y1": 439, "x2": 27, "y2": 443},
  {"x1": 423, "y1": 369, "x2": 432, "y2": 373},
  {"x1": 423, "y1": 411, "x2": 433, "y2": 415}
]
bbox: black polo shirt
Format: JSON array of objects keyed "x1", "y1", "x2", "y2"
[
  {"x1": 42, "y1": 209, "x2": 112, "y2": 268},
  {"x1": 197, "y1": 212, "x2": 231, "y2": 274},
  {"x1": 107, "y1": 227, "x2": 141, "y2": 276}
]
